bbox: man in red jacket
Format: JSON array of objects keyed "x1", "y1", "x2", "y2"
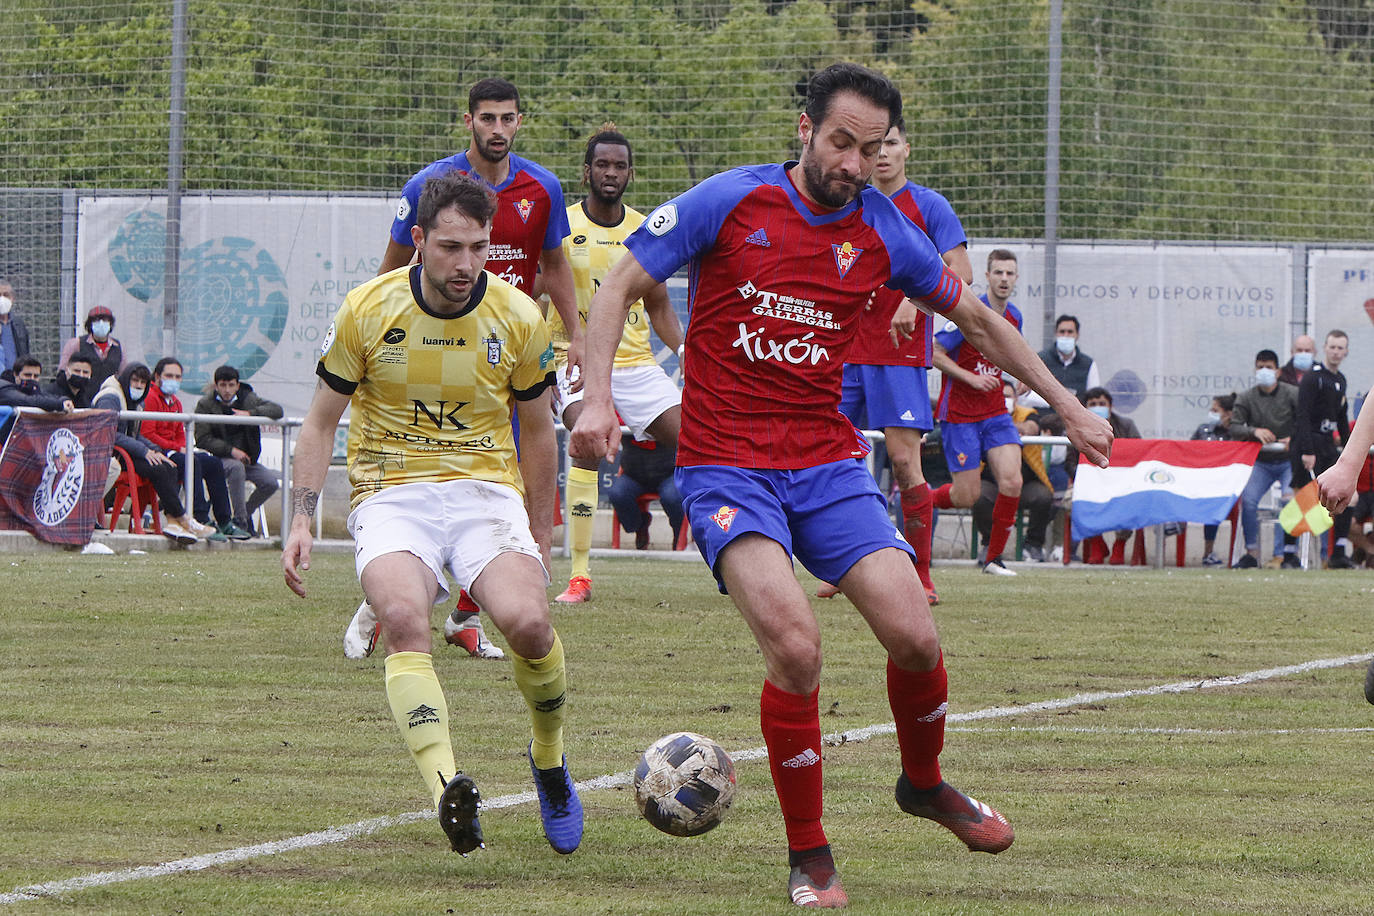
[{"x1": 142, "y1": 357, "x2": 252, "y2": 540}]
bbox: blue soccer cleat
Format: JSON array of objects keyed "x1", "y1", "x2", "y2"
[{"x1": 528, "y1": 742, "x2": 583, "y2": 854}]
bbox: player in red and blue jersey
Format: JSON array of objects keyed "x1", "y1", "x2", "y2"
[
  {"x1": 931, "y1": 250, "x2": 1026, "y2": 576},
  {"x1": 828, "y1": 118, "x2": 972, "y2": 606},
  {"x1": 369, "y1": 79, "x2": 580, "y2": 660},
  {"x1": 572, "y1": 64, "x2": 1112, "y2": 909}
]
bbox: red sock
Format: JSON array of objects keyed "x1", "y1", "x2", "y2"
[
  {"x1": 761, "y1": 680, "x2": 827, "y2": 852},
  {"x1": 984, "y1": 493, "x2": 1019, "y2": 561},
  {"x1": 900, "y1": 483, "x2": 934, "y2": 590},
  {"x1": 931, "y1": 483, "x2": 954, "y2": 510},
  {"x1": 1109, "y1": 536, "x2": 1127, "y2": 565},
  {"x1": 886, "y1": 654, "x2": 946, "y2": 789},
  {"x1": 1086, "y1": 536, "x2": 1106, "y2": 564}
]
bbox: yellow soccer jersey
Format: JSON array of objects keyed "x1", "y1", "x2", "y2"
[
  {"x1": 318, "y1": 266, "x2": 556, "y2": 510},
  {"x1": 547, "y1": 200, "x2": 658, "y2": 369}
]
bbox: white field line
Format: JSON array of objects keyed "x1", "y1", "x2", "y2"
[{"x1": 3, "y1": 650, "x2": 1369, "y2": 905}]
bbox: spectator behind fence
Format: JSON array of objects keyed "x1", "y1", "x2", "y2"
[
  {"x1": 59, "y1": 305, "x2": 126, "y2": 387},
  {"x1": 607, "y1": 436, "x2": 683, "y2": 550},
  {"x1": 1229, "y1": 349, "x2": 1298, "y2": 569},
  {"x1": 972, "y1": 381, "x2": 1053, "y2": 562},
  {"x1": 0, "y1": 280, "x2": 32, "y2": 372},
  {"x1": 93, "y1": 363, "x2": 205, "y2": 544},
  {"x1": 0, "y1": 355, "x2": 73, "y2": 439},
  {"x1": 46, "y1": 353, "x2": 97, "y2": 409},
  {"x1": 1294, "y1": 329, "x2": 1353, "y2": 568},
  {"x1": 1190, "y1": 392, "x2": 1236, "y2": 566},
  {"x1": 194, "y1": 365, "x2": 283, "y2": 538},
  {"x1": 1278, "y1": 333, "x2": 1316, "y2": 389},
  {"x1": 1081, "y1": 386, "x2": 1140, "y2": 564},
  {"x1": 142, "y1": 357, "x2": 252, "y2": 542},
  {"x1": 1021, "y1": 314, "x2": 1101, "y2": 495}
]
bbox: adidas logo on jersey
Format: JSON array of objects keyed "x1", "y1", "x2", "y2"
[
  {"x1": 900, "y1": 410, "x2": 916, "y2": 421},
  {"x1": 781, "y1": 748, "x2": 821, "y2": 768},
  {"x1": 744, "y1": 228, "x2": 771, "y2": 247}
]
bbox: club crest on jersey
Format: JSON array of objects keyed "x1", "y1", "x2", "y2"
[
  {"x1": 515, "y1": 198, "x2": 533, "y2": 223},
  {"x1": 485, "y1": 329, "x2": 504, "y2": 365},
  {"x1": 832, "y1": 241, "x2": 863, "y2": 279},
  {"x1": 711, "y1": 505, "x2": 739, "y2": 532}
]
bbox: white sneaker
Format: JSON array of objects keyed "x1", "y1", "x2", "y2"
[
  {"x1": 443, "y1": 612, "x2": 506, "y2": 659},
  {"x1": 982, "y1": 558, "x2": 1018, "y2": 576},
  {"x1": 184, "y1": 517, "x2": 216, "y2": 538},
  {"x1": 161, "y1": 518, "x2": 199, "y2": 544},
  {"x1": 343, "y1": 601, "x2": 380, "y2": 659}
]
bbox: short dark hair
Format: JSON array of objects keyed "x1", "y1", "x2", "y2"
[
  {"x1": 988, "y1": 249, "x2": 1018, "y2": 269},
  {"x1": 12, "y1": 355, "x2": 41, "y2": 375},
  {"x1": 468, "y1": 78, "x2": 520, "y2": 113},
  {"x1": 1082, "y1": 386, "x2": 1113, "y2": 405},
  {"x1": 1054, "y1": 314, "x2": 1080, "y2": 333},
  {"x1": 213, "y1": 365, "x2": 240, "y2": 383},
  {"x1": 152, "y1": 357, "x2": 182, "y2": 378},
  {"x1": 1255, "y1": 349, "x2": 1279, "y2": 366},
  {"x1": 1326, "y1": 329, "x2": 1349, "y2": 342},
  {"x1": 584, "y1": 128, "x2": 632, "y2": 168},
  {"x1": 804, "y1": 62, "x2": 901, "y2": 133},
  {"x1": 416, "y1": 172, "x2": 498, "y2": 233},
  {"x1": 1215, "y1": 392, "x2": 1237, "y2": 411},
  {"x1": 66, "y1": 354, "x2": 94, "y2": 369}
]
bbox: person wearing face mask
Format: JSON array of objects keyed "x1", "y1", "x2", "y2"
[
  {"x1": 971, "y1": 382, "x2": 1054, "y2": 562},
  {"x1": 1278, "y1": 334, "x2": 1316, "y2": 388},
  {"x1": 59, "y1": 306, "x2": 126, "y2": 388},
  {"x1": 94, "y1": 363, "x2": 204, "y2": 543},
  {"x1": 194, "y1": 364, "x2": 283, "y2": 538},
  {"x1": 141, "y1": 357, "x2": 250, "y2": 541},
  {"x1": 1190, "y1": 393, "x2": 1237, "y2": 566},
  {"x1": 1079, "y1": 387, "x2": 1141, "y2": 564},
  {"x1": 0, "y1": 356, "x2": 74, "y2": 442},
  {"x1": 1229, "y1": 349, "x2": 1299, "y2": 569},
  {"x1": 0, "y1": 280, "x2": 33, "y2": 373},
  {"x1": 1294, "y1": 329, "x2": 1354, "y2": 568},
  {"x1": 45, "y1": 354, "x2": 97, "y2": 409}
]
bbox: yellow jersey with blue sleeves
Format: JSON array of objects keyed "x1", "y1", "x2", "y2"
[
  {"x1": 547, "y1": 200, "x2": 658, "y2": 369},
  {"x1": 317, "y1": 265, "x2": 556, "y2": 510}
]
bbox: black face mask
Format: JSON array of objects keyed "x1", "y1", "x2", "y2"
[{"x1": 17, "y1": 379, "x2": 39, "y2": 395}]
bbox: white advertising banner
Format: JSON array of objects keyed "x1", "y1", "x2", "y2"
[
  {"x1": 1307, "y1": 250, "x2": 1374, "y2": 409},
  {"x1": 967, "y1": 243, "x2": 1295, "y2": 439},
  {"x1": 76, "y1": 194, "x2": 395, "y2": 421}
]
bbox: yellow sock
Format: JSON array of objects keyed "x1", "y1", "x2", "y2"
[
  {"x1": 512, "y1": 631, "x2": 567, "y2": 769},
  {"x1": 566, "y1": 466, "x2": 598, "y2": 580},
  {"x1": 384, "y1": 651, "x2": 457, "y2": 808}
]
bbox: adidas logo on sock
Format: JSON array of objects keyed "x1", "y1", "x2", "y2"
[
  {"x1": 781, "y1": 747, "x2": 821, "y2": 768},
  {"x1": 916, "y1": 701, "x2": 948, "y2": 723},
  {"x1": 744, "y1": 228, "x2": 771, "y2": 247}
]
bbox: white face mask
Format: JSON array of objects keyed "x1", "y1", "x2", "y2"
[
  {"x1": 1055, "y1": 335, "x2": 1076, "y2": 355},
  {"x1": 1207, "y1": 411, "x2": 1221, "y2": 425},
  {"x1": 1292, "y1": 352, "x2": 1314, "y2": 372},
  {"x1": 1255, "y1": 367, "x2": 1278, "y2": 387},
  {"x1": 129, "y1": 385, "x2": 146, "y2": 402},
  {"x1": 0, "y1": 296, "x2": 11, "y2": 316}
]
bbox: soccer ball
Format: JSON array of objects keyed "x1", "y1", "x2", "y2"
[{"x1": 633, "y1": 731, "x2": 737, "y2": 837}]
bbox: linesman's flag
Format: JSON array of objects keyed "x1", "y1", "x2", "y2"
[
  {"x1": 0, "y1": 409, "x2": 117, "y2": 545},
  {"x1": 1278, "y1": 480, "x2": 1333, "y2": 536},
  {"x1": 1073, "y1": 439, "x2": 1261, "y2": 541}
]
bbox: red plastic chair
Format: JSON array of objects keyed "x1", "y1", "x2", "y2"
[{"x1": 106, "y1": 446, "x2": 163, "y2": 535}]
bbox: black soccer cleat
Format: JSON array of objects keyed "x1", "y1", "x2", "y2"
[{"x1": 438, "y1": 771, "x2": 484, "y2": 855}]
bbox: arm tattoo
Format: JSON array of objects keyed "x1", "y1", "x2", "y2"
[{"x1": 291, "y1": 486, "x2": 319, "y2": 519}]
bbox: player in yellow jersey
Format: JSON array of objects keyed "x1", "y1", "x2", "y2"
[
  {"x1": 542, "y1": 128, "x2": 684, "y2": 603},
  {"x1": 282, "y1": 172, "x2": 584, "y2": 857}
]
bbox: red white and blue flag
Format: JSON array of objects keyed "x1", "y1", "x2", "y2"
[
  {"x1": 1072, "y1": 439, "x2": 1261, "y2": 540},
  {"x1": 0, "y1": 409, "x2": 117, "y2": 545}
]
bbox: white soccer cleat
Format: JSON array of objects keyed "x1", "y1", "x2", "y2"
[
  {"x1": 343, "y1": 600, "x2": 380, "y2": 659},
  {"x1": 982, "y1": 559, "x2": 1017, "y2": 577}
]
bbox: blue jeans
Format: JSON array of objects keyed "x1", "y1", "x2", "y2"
[{"x1": 1240, "y1": 459, "x2": 1291, "y2": 554}]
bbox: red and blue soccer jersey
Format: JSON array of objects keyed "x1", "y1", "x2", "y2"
[
  {"x1": 934, "y1": 294, "x2": 1023, "y2": 423},
  {"x1": 390, "y1": 150, "x2": 569, "y2": 294},
  {"x1": 848, "y1": 182, "x2": 968, "y2": 367},
  {"x1": 623, "y1": 162, "x2": 964, "y2": 470}
]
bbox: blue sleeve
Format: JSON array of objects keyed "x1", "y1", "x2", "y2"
[
  {"x1": 389, "y1": 169, "x2": 426, "y2": 245},
  {"x1": 917, "y1": 188, "x2": 968, "y2": 256},
  {"x1": 534, "y1": 169, "x2": 571, "y2": 250},
  {"x1": 934, "y1": 318, "x2": 964, "y2": 354},
  {"x1": 623, "y1": 169, "x2": 760, "y2": 283},
  {"x1": 865, "y1": 191, "x2": 962, "y2": 314}
]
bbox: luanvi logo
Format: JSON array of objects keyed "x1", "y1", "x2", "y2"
[{"x1": 407, "y1": 704, "x2": 441, "y2": 728}]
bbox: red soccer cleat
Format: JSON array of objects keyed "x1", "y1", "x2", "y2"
[
  {"x1": 895, "y1": 774, "x2": 1014, "y2": 853},
  {"x1": 554, "y1": 575, "x2": 592, "y2": 604},
  {"x1": 787, "y1": 847, "x2": 848, "y2": 908}
]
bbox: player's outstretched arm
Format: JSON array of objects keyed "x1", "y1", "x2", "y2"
[
  {"x1": 378, "y1": 238, "x2": 416, "y2": 275},
  {"x1": 643, "y1": 283, "x2": 684, "y2": 353},
  {"x1": 571, "y1": 253, "x2": 661, "y2": 464},
  {"x1": 943, "y1": 287, "x2": 1112, "y2": 468},
  {"x1": 540, "y1": 245, "x2": 583, "y2": 387},
  {"x1": 516, "y1": 388, "x2": 558, "y2": 570},
  {"x1": 282, "y1": 380, "x2": 351, "y2": 597},
  {"x1": 1318, "y1": 390, "x2": 1374, "y2": 513}
]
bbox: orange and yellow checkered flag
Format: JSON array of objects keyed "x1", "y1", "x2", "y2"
[{"x1": 1278, "y1": 480, "x2": 1333, "y2": 536}]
